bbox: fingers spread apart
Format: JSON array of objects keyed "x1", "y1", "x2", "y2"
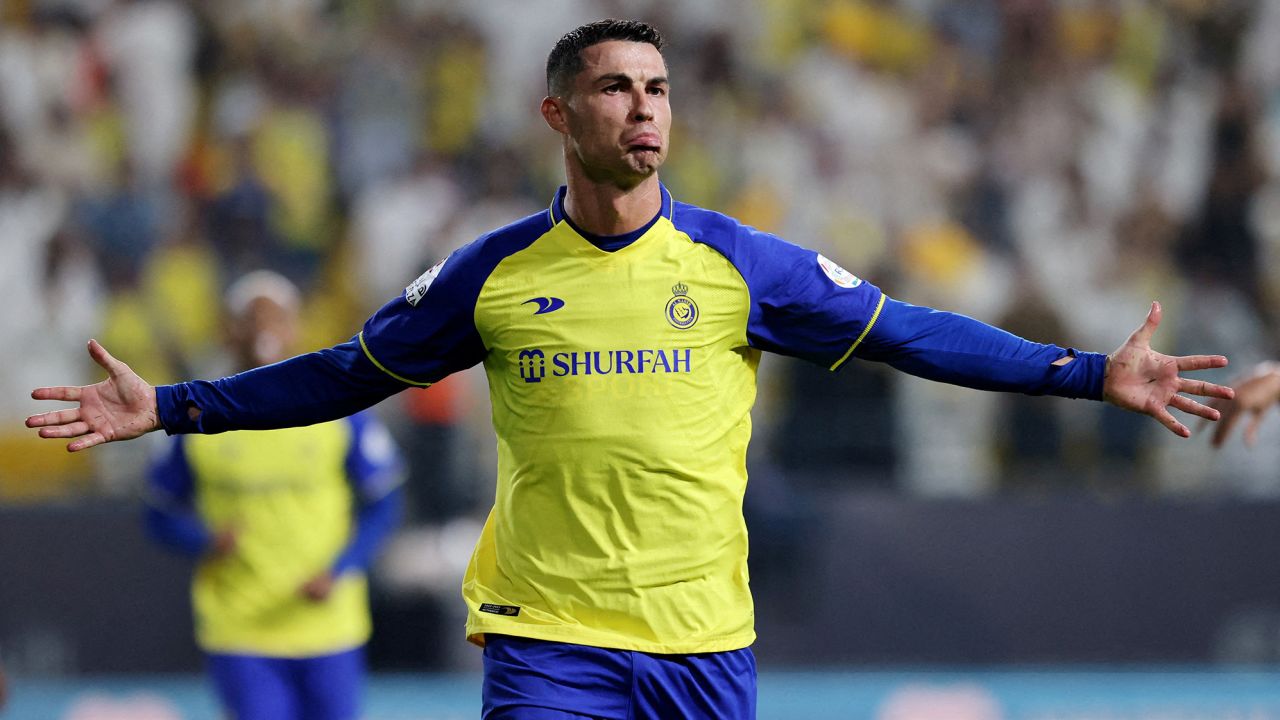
[
  {"x1": 1175, "y1": 354, "x2": 1230, "y2": 373},
  {"x1": 38, "y1": 421, "x2": 90, "y2": 439},
  {"x1": 66, "y1": 433, "x2": 107, "y2": 453},
  {"x1": 1153, "y1": 405, "x2": 1190, "y2": 438},
  {"x1": 1169, "y1": 393, "x2": 1219, "y2": 422},
  {"x1": 1177, "y1": 376, "x2": 1234, "y2": 400},
  {"x1": 25, "y1": 408, "x2": 81, "y2": 429},
  {"x1": 88, "y1": 339, "x2": 130, "y2": 379},
  {"x1": 30, "y1": 386, "x2": 82, "y2": 403},
  {"x1": 1130, "y1": 301, "x2": 1162, "y2": 346}
]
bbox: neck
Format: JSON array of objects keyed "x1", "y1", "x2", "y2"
[{"x1": 562, "y1": 163, "x2": 662, "y2": 236}]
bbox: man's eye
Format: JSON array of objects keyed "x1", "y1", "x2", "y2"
[
  {"x1": 648, "y1": 87, "x2": 666, "y2": 96},
  {"x1": 603, "y1": 85, "x2": 621, "y2": 94}
]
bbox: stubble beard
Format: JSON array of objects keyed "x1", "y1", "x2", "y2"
[{"x1": 576, "y1": 147, "x2": 662, "y2": 191}]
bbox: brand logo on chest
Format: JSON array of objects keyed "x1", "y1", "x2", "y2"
[{"x1": 515, "y1": 348, "x2": 692, "y2": 383}]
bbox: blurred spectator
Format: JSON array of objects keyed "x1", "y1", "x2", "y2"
[
  {"x1": 205, "y1": 135, "x2": 278, "y2": 281},
  {"x1": 1177, "y1": 74, "x2": 1269, "y2": 323},
  {"x1": 77, "y1": 157, "x2": 160, "y2": 289},
  {"x1": 333, "y1": 16, "x2": 422, "y2": 199},
  {"x1": 0, "y1": 128, "x2": 99, "y2": 423},
  {"x1": 0, "y1": 124, "x2": 100, "y2": 496},
  {"x1": 350, "y1": 151, "x2": 461, "y2": 310},
  {"x1": 250, "y1": 55, "x2": 335, "y2": 284},
  {"x1": 95, "y1": 0, "x2": 197, "y2": 189}
]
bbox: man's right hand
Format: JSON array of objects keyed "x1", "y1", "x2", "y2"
[{"x1": 25, "y1": 339, "x2": 160, "y2": 452}]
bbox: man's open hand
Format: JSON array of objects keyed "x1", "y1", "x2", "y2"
[
  {"x1": 1103, "y1": 302, "x2": 1234, "y2": 437},
  {"x1": 26, "y1": 339, "x2": 160, "y2": 451}
]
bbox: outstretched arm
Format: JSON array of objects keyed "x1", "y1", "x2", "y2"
[
  {"x1": 28, "y1": 337, "x2": 408, "y2": 451},
  {"x1": 1207, "y1": 361, "x2": 1280, "y2": 447},
  {"x1": 857, "y1": 299, "x2": 1232, "y2": 437}
]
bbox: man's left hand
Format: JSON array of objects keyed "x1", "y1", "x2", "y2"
[{"x1": 1103, "y1": 301, "x2": 1234, "y2": 437}]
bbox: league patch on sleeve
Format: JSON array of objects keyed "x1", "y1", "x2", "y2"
[
  {"x1": 404, "y1": 256, "x2": 449, "y2": 306},
  {"x1": 817, "y1": 253, "x2": 862, "y2": 288}
]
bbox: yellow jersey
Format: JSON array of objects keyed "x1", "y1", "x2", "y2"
[{"x1": 360, "y1": 186, "x2": 883, "y2": 653}]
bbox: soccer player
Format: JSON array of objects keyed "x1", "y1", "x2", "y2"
[
  {"x1": 142, "y1": 271, "x2": 404, "y2": 720},
  {"x1": 29, "y1": 20, "x2": 1234, "y2": 720}
]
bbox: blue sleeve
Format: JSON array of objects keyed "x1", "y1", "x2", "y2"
[
  {"x1": 675, "y1": 203, "x2": 884, "y2": 369},
  {"x1": 143, "y1": 437, "x2": 211, "y2": 557},
  {"x1": 358, "y1": 213, "x2": 548, "y2": 385},
  {"x1": 855, "y1": 297, "x2": 1107, "y2": 399},
  {"x1": 342, "y1": 411, "x2": 406, "y2": 499},
  {"x1": 332, "y1": 486, "x2": 403, "y2": 576},
  {"x1": 331, "y1": 412, "x2": 405, "y2": 576},
  {"x1": 156, "y1": 338, "x2": 408, "y2": 435}
]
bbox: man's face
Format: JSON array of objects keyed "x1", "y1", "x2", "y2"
[
  {"x1": 229, "y1": 296, "x2": 298, "y2": 368},
  {"x1": 556, "y1": 40, "x2": 671, "y2": 187}
]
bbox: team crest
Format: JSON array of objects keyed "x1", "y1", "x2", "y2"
[
  {"x1": 665, "y1": 282, "x2": 699, "y2": 329},
  {"x1": 404, "y1": 256, "x2": 449, "y2": 306},
  {"x1": 817, "y1": 254, "x2": 862, "y2": 288}
]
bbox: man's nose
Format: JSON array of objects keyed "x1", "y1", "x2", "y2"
[{"x1": 631, "y1": 89, "x2": 654, "y2": 122}]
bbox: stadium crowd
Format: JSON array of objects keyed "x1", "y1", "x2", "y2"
[{"x1": 4, "y1": 0, "x2": 1280, "y2": 512}]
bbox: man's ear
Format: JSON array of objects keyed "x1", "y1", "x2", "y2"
[{"x1": 541, "y1": 95, "x2": 569, "y2": 135}]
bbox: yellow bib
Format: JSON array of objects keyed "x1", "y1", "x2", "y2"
[{"x1": 185, "y1": 422, "x2": 370, "y2": 656}]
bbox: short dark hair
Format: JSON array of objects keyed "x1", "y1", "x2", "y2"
[{"x1": 546, "y1": 19, "x2": 665, "y2": 96}]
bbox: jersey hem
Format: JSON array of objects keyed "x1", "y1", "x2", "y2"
[
  {"x1": 464, "y1": 622, "x2": 756, "y2": 655},
  {"x1": 196, "y1": 635, "x2": 369, "y2": 659}
]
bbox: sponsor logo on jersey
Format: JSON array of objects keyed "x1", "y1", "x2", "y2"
[
  {"x1": 817, "y1": 254, "x2": 861, "y2": 288},
  {"x1": 522, "y1": 296, "x2": 565, "y2": 315},
  {"x1": 665, "y1": 282, "x2": 699, "y2": 329},
  {"x1": 478, "y1": 603, "x2": 521, "y2": 616},
  {"x1": 404, "y1": 256, "x2": 449, "y2": 306},
  {"x1": 517, "y1": 348, "x2": 693, "y2": 383},
  {"x1": 518, "y1": 348, "x2": 546, "y2": 383}
]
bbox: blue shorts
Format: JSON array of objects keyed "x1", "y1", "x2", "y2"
[
  {"x1": 482, "y1": 635, "x2": 757, "y2": 720},
  {"x1": 206, "y1": 646, "x2": 364, "y2": 720}
]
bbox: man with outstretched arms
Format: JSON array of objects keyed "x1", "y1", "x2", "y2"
[{"x1": 29, "y1": 19, "x2": 1234, "y2": 720}]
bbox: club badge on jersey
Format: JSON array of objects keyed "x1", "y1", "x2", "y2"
[{"x1": 665, "y1": 282, "x2": 699, "y2": 329}]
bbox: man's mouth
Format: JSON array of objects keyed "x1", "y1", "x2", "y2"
[{"x1": 626, "y1": 134, "x2": 662, "y2": 153}]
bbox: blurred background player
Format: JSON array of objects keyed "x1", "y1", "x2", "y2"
[{"x1": 143, "y1": 270, "x2": 405, "y2": 720}]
